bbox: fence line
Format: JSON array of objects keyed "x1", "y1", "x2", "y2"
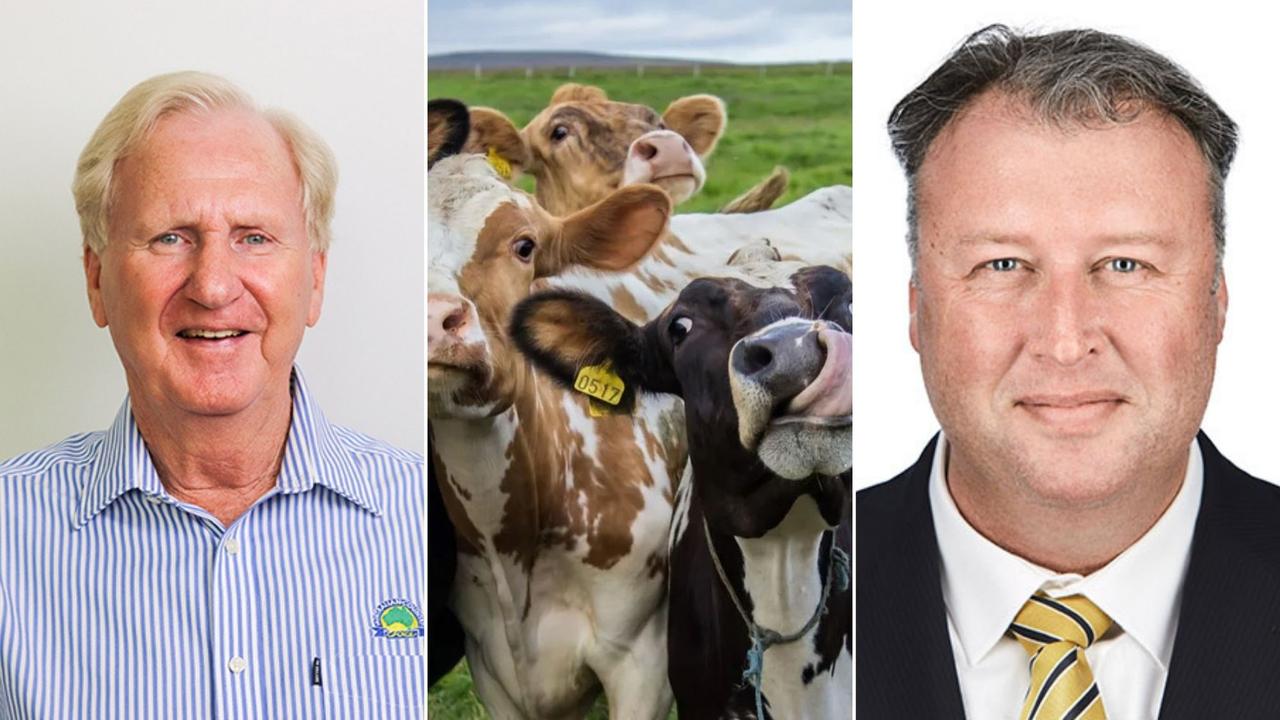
[{"x1": 456, "y1": 62, "x2": 851, "y2": 81}]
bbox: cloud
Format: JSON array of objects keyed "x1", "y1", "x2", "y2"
[{"x1": 427, "y1": 0, "x2": 851, "y2": 63}]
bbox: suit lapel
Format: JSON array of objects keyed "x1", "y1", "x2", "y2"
[
  {"x1": 1158, "y1": 433, "x2": 1280, "y2": 719},
  {"x1": 857, "y1": 436, "x2": 967, "y2": 718}
]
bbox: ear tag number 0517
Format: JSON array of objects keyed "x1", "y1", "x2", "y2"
[{"x1": 574, "y1": 363, "x2": 625, "y2": 406}]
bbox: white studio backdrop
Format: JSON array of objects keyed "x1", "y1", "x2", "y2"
[
  {"x1": 853, "y1": 1, "x2": 1280, "y2": 489},
  {"x1": 0, "y1": 0, "x2": 424, "y2": 458}
]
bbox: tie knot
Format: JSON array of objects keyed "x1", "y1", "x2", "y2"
[{"x1": 1010, "y1": 593, "x2": 1112, "y2": 654}]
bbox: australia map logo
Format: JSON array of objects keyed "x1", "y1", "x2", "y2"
[{"x1": 371, "y1": 598, "x2": 424, "y2": 639}]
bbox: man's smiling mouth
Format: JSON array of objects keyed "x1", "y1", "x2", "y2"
[{"x1": 177, "y1": 329, "x2": 248, "y2": 339}]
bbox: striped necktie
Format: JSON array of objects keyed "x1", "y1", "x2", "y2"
[{"x1": 1009, "y1": 593, "x2": 1112, "y2": 720}]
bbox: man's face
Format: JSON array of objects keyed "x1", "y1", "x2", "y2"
[
  {"x1": 911, "y1": 92, "x2": 1227, "y2": 505},
  {"x1": 85, "y1": 108, "x2": 326, "y2": 420}
]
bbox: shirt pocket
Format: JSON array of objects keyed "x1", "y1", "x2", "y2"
[{"x1": 322, "y1": 652, "x2": 422, "y2": 719}]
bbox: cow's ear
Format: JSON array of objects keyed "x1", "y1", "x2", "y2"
[
  {"x1": 540, "y1": 184, "x2": 670, "y2": 276},
  {"x1": 428, "y1": 99, "x2": 470, "y2": 168},
  {"x1": 510, "y1": 290, "x2": 677, "y2": 397},
  {"x1": 663, "y1": 95, "x2": 726, "y2": 158},
  {"x1": 464, "y1": 107, "x2": 531, "y2": 180},
  {"x1": 550, "y1": 83, "x2": 608, "y2": 104},
  {"x1": 792, "y1": 265, "x2": 852, "y2": 331}
]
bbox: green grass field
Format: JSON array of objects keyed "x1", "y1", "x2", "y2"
[
  {"x1": 426, "y1": 62, "x2": 850, "y2": 719},
  {"x1": 428, "y1": 63, "x2": 851, "y2": 214}
]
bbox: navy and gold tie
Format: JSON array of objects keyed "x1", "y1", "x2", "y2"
[{"x1": 1009, "y1": 593, "x2": 1112, "y2": 720}]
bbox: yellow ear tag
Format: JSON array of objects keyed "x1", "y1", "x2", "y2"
[
  {"x1": 486, "y1": 146, "x2": 513, "y2": 180},
  {"x1": 574, "y1": 362, "x2": 625, "y2": 406}
]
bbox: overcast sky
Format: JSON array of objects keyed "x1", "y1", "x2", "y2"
[{"x1": 426, "y1": 0, "x2": 852, "y2": 63}]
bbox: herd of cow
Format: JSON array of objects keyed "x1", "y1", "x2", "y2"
[{"x1": 427, "y1": 84, "x2": 852, "y2": 719}]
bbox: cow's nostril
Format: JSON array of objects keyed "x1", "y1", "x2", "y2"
[
  {"x1": 741, "y1": 343, "x2": 773, "y2": 376},
  {"x1": 634, "y1": 141, "x2": 658, "y2": 161},
  {"x1": 443, "y1": 306, "x2": 469, "y2": 334}
]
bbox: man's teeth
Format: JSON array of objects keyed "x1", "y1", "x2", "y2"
[{"x1": 179, "y1": 329, "x2": 245, "y2": 339}]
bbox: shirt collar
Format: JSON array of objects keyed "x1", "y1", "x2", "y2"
[
  {"x1": 75, "y1": 367, "x2": 381, "y2": 528},
  {"x1": 931, "y1": 431, "x2": 1201, "y2": 671}
]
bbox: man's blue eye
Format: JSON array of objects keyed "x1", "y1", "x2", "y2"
[
  {"x1": 155, "y1": 233, "x2": 180, "y2": 245},
  {"x1": 244, "y1": 234, "x2": 267, "y2": 245},
  {"x1": 1110, "y1": 258, "x2": 1139, "y2": 273},
  {"x1": 989, "y1": 258, "x2": 1019, "y2": 272}
]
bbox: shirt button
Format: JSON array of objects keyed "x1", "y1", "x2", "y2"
[
  {"x1": 228, "y1": 656, "x2": 247, "y2": 674},
  {"x1": 145, "y1": 495, "x2": 162, "y2": 505},
  {"x1": 225, "y1": 538, "x2": 241, "y2": 556}
]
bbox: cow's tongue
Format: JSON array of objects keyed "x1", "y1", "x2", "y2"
[{"x1": 782, "y1": 326, "x2": 851, "y2": 419}]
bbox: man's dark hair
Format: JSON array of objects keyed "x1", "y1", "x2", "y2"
[{"x1": 888, "y1": 24, "x2": 1238, "y2": 284}]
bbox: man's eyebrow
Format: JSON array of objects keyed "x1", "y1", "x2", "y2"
[
  {"x1": 952, "y1": 233, "x2": 1030, "y2": 247},
  {"x1": 950, "y1": 232, "x2": 1177, "y2": 247},
  {"x1": 1095, "y1": 232, "x2": 1176, "y2": 247}
]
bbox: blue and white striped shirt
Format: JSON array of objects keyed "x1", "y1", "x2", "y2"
[{"x1": 0, "y1": 369, "x2": 423, "y2": 719}]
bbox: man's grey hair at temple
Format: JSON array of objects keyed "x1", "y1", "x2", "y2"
[{"x1": 887, "y1": 24, "x2": 1238, "y2": 286}]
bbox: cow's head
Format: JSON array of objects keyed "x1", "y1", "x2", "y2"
[
  {"x1": 511, "y1": 266, "x2": 852, "y2": 536},
  {"x1": 467, "y1": 84, "x2": 726, "y2": 215},
  {"x1": 428, "y1": 102, "x2": 672, "y2": 420}
]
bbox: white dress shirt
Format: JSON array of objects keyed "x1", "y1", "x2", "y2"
[{"x1": 929, "y1": 432, "x2": 1203, "y2": 720}]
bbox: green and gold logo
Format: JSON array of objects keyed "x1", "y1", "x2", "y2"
[{"x1": 372, "y1": 599, "x2": 423, "y2": 639}]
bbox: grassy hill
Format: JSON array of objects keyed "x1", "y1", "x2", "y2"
[{"x1": 428, "y1": 62, "x2": 851, "y2": 214}]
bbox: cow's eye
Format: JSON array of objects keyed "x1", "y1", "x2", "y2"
[
  {"x1": 512, "y1": 236, "x2": 537, "y2": 263},
  {"x1": 669, "y1": 316, "x2": 693, "y2": 344},
  {"x1": 550, "y1": 125, "x2": 570, "y2": 142}
]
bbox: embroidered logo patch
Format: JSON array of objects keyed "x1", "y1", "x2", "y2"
[{"x1": 371, "y1": 599, "x2": 424, "y2": 639}]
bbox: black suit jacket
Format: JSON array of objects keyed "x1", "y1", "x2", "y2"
[{"x1": 857, "y1": 432, "x2": 1280, "y2": 719}]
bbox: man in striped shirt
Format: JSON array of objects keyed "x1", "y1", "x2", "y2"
[{"x1": 0, "y1": 73, "x2": 422, "y2": 718}]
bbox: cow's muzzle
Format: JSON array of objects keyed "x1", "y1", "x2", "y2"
[{"x1": 729, "y1": 318, "x2": 851, "y2": 480}]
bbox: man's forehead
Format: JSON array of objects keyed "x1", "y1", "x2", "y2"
[
  {"x1": 109, "y1": 108, "x2": 303, "y2": 230},
  {"x1": 921, "y1": 90, "x2": 1203, "y2": 175}
]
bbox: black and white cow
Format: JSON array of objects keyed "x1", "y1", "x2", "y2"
[{"x1": 510, "y1": 266, "x2": 852, "y2": 719}]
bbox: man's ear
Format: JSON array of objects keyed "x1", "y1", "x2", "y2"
[
  {"x1": 908, "y1": 280, "x2": 921, "y2": 353},
  {"x1": 540, "y1": 184, "x2": 670, "y2": 277},
  {"x1": 428, "y1": 99, "x2": 470, "y2": 168},
  {"x1": 84, "y1": 246, "x2": 108, "y2": 328},
  {"x1": 1214, "y1": 271, "x2": 1228, "y2": 343},
  {"x1": 550, "y1": 83, "x2": 608, "y2": 104},
  {"x1": 307, "y1": 250, "x2": 327, "y2": 327},
  {"x1": 510, "y1": 290, "x2": 677, "y2": 398},
  {"x1": 791, "y1": 265, "x2": 852, "y2": 331},
  {"x1": 464, "y1": 107, "x2": 531, "y2": 179},
  {"x1": 662, "y1": 95, "x2": 726, "y2": 158}
]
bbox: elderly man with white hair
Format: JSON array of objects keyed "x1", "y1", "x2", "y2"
[{"x1": 0, "y1": 72, "x2": 422, "y2": 718}]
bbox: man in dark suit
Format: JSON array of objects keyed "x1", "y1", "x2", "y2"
[{"x1": 858, "y1": 25, "x2": 1280, "y2": 719}]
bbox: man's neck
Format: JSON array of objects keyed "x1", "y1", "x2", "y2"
[
  {"x1": 130, "y1": 386, "x2": 294, "y2": 528},
  {"x1": 946, "y1": 444, "x2": 1188, "y2": 575}
]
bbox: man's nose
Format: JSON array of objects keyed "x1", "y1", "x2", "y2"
[
  {"x1": 1029, "y1": 273, "x2": 1102, "y2": 366},
  {"x1": 185, "y1": 239, "x2": 245, "y2": 309}
]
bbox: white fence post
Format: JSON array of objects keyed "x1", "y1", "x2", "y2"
[
  {"x1": 568, "y1": 65, "x2": 576, "y2": 78},
  {"x1": 693, "y1": 63, "x2": 700, "y2": 77},
  {"x1": 474, "y1": 63, "x2": 481, "y2": 80},
  {"x1": 526, "y1": 66, "x2": 533, "y2": 79},
  {"x1": 637, "y1": 64, "x2": 645, "y2": 77}
]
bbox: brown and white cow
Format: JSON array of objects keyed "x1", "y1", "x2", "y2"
[
  {"x1": 428, "y1": 122, "x2": 684, "y2": 715},
  {"x1": 465, "y1": 86, "x2": 850, "y2": 323},
  {"x1": 549, "y1": 183, "x2": 853, "y2": 324},
  {"x1": 511, "y1": 267, "x2": 853, "y2": 720},
  {"x1": 466, "y1": 83, "x2": 727, "y2": 215}
]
